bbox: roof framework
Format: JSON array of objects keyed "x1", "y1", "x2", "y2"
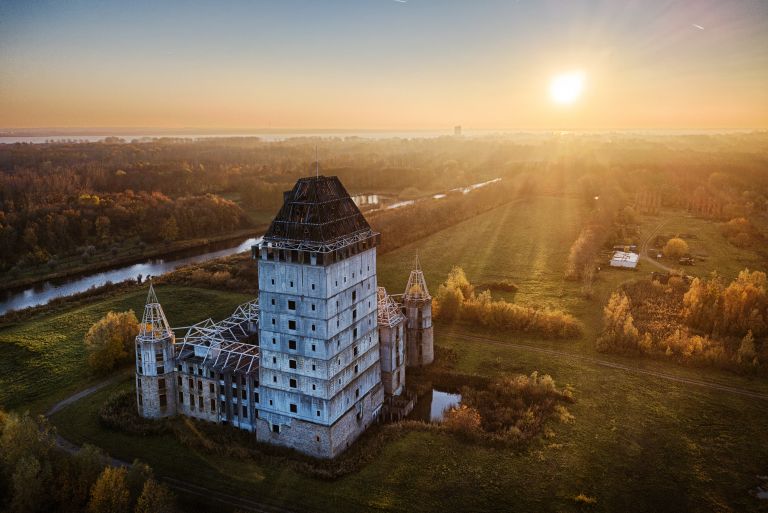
[
  {"x1": 263, "y1": 175, "x2": 378, "y2": 253},
  {"x1": 403, "y1": 255, "x2": 431, "y2": 302},
  {"x1": 138, "y1": 284, "x2": 173, "y2": 341},
  {"x1": 377, "y1": 287, "x2": 404, "y2": 328},
  {"x1": 175, "y1": 299, "x2": 260, "y2": 374}
]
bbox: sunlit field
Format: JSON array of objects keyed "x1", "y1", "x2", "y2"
[{"x1": 0, "y1": 286, "x2": 250, "y2": 413}]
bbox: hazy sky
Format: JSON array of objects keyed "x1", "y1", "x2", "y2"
[{"x1": 1, "y1": 0, "x2": 767, "y2": 130}]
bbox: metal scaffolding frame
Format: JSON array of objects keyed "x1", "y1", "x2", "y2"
[
  {"x1": 138, "y1": 284, "x2": 173, "y2": 341},
  {"x1": 263, "y1": 175, "x2": 378, "y2": 253},
  {"x1": 403, "y1": 255, "x2": 431, "y2": 302},
  {"x1": 377, "y1": 287, "x2": 404, "y2": 327},
  {"x1": 175, "y1": 299, "x2": 260, "y2": 374}
]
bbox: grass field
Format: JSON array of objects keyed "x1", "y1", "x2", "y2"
[
  {"x1": 637, "y1": 209, "x2": 768, "y2": 281},
  {"x1": 0, "y1": 286, "x2": 252, "y2": 413},
  {"x1": 7, "y1": 195, "x2": 768, "y2": 511},
  {"x1": 52, "y1": 328, "x2": 768, "y2": 513}
]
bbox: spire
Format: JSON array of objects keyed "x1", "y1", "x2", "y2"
[
  {"x1": 404, "y1": 255, "x2": 430, "y2": 301},
  {"x1": 139, "y1": 284, "x2": 172, "y2": 340},
  {"x1": 146, "y1": 282, "x2": 159, "y2": 305}
]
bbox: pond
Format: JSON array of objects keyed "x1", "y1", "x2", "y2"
[{"x1": 410, "y1": 388, "x2": 462, "y2": 423}]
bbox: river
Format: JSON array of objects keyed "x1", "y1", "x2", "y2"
[{"x1": 0, "y1": 237, "x2": 262, "y2": 315}]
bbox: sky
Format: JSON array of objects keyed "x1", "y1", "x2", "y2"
[{"x1": 0, "y1": 0, "x2": 767, "y2": 130}]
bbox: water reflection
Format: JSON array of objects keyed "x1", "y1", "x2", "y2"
[
  {"x1": 410, "y1": 388, "x2": 462, "y2": 423},
  {"x1": 0, "y1": 237, "x2": 262, "y2": 315}
]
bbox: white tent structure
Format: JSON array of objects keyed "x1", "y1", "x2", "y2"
[{"x1": 610, "y1": 251, "x2": 639, "y2": 269}]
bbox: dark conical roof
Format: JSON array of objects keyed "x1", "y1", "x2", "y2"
[{"x1": 263, "y1": 175, "x2": 377, "y2": 252}]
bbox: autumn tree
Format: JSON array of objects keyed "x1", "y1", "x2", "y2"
[
  {"x1": 597, "y1": 291, "x2": 639, "y2": 352},
  {"x1": 663, "y1": 237, "x2": 689, "y2": 258},
  {"x1": 736, "y1": 331, "x2": 758, "y2": 366},
  {"x1": 87, "y1": 467, "x2": 130, "y2": 513},
  {"x1": 134, "y1": 478, "x2": 178, "y2": 513},
  {"x1": 85, "y1": 310, "x2": 139, "y2": 374}
]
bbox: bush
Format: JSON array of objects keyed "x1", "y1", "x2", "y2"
[
  {"x1": 99, "y1": 391, "x2": 170, "y2": 436},
  {"x1": 85, "y1": 311, "x2": 139, "y2": 374},
  {"x1": 454, "y1": 372, "x2": 575, "y2": 444},
  {"x1": 663, "y1": 237, "x2": 689, "y2": 258},
  {"x1": 435, "y1": 267, "x2": 580, "y2": 339}
]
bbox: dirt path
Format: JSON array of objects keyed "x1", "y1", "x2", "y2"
[
  {"x1": 45, "y1": 372, "x2": 300, "y2": 513},
  {"x1": 638, "y1": 218, "x2": 678, "y2": 272},
  {"x1": 450, "y1": 332, "x2": 768, "y2": 401}
]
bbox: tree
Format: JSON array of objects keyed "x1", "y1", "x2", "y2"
[
  {"x1": 663, "y1": 237, "x2": 689, "y2": 258},
  {"x1": 736, "y1": 331, "x2": 758, "y2": 366},
  {"x1": 597, "y1": 291, "x2": 639, "y2": 352},
  {"x1": 125, "y1": 460, "x2": 153, "y2": 507},
  {"x1": 85, "y1": 310, "x2": 139, "y2": 374},
  {"x1": 10, "y1": 455, "x2": 51, "y2": 513},
  {"x1": 134, "y1": 478, "x2": 178, "y2": 513},
  {"x1": 159, "y1": 217, "x2": 179, "y2": 243},
  {"x1": 61, "y1": 445, "x2": 106, "y2": 512},
  {"x1": 0, "y1": 412, "x2": 55, "y2": 471},
  {"x1": 87, "y1": 467, "x2": 130, "y2": 513}
]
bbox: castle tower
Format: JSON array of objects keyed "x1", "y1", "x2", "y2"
[
  {"x1": 403, "y1": 256, "x2": 434, "y2": 367},
  {"x1": 256, "y1": 175, "x2": 384, "y2": 458},
  {"x1": 377, "y1": 287, "x2": 406, "y2": 396},
  {"x1": 135, "y1": 284, "x2": 177, "y2": 418}
]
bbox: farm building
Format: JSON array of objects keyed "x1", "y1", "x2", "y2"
[
  {"x1": 135, "y1": 174, "x2": 433, "y2": 458},
  {"x1": 609, "y1": 251, "x2": 639, "y2": 269}
]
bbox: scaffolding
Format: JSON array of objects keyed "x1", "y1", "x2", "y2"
[
  {"x1": 263, "y1": 175, "x2": 378, "y2": 253},
  {"x1": 377, "y1": 287, "x2": 404, "y2": 327},
  {"x1": 138, "y1": 284, "x2": 173, "y2": 341},
  {"x1": 175, "y1": 299, "x2": 260, "y2": 375},
  {"x1": 403, "y1": 255, "x2": 431, "y2": 302}
]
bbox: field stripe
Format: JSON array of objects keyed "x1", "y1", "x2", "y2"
[{"x1": 447, "y1": 332, "x2": 768, "y2": 401}]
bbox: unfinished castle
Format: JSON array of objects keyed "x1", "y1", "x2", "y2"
[{"x1": 135, "y1": 175, "x2": 433, "y2": 458}]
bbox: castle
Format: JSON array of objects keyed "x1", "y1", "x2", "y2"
[{"x1": 135, "y1": 175, "x2": 434, "y2": 458}]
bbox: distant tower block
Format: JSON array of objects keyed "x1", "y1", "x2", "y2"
[
  {"x1": 377, "y1": 287, "x2": 406, "y2": 396},
  {"x1": 403, "y1": 257, "x2": 434, "y2": 367},
  {"x1": 135, "y1": 284, "x2": 177, "y2": 418},
  {"x1": 256, "y1": 175, "x2": 384, "y2": 459},
  {"x1": 454, "y1": 125, "x2": 462, "y2": 136}
]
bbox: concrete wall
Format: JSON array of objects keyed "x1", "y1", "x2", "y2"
[
  {"x1": 135, "y1": 335, "x2": 177, "y2": 418},
  {"x1": 378, "y1": 320, "x2": 406, "y2": 396},
  {"x1": 405, "y1": 299, "x2": 434, "y2": 367},
  {"x1": 255, "y1": 383, "x2": 383, "y2": 458},
  {"x1": 257, "y1": 246, "x2": 384, "y2": 456}
]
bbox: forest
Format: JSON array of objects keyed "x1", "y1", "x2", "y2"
[{"x1": 1, "y1": 133, "x2": 767, "y2": 282}]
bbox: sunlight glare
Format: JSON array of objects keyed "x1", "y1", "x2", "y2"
[{"x1": 549, "y1": 71, "x2": 585, "y2": 105}]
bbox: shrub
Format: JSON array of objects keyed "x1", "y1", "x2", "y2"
[
  {"x1": 596, "y1": 291, "x2": 639, "y2": 352},
  {"x1": 85, "y1": 311, "x2": 139, "y2": 374},
  {"x1": 663, "y1": 237, "x2": 689, "y2": 258},
  {"x1": 435, "y1": 267, "x2": 580, "y2": 338},
  {"x1": 99, "y1": 391, "x2": 170, "y2": 436}
]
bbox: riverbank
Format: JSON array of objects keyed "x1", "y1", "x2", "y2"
[{"x1": 0, "y1": 226, "x2": 267, "y2": 293}]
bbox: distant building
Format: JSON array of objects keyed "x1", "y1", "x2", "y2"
[
  {"x1": 609, "y1": 251, "x2": 639, "y2": 269},
  {"x1": 454, "y1": 125, "x2": 462, "y2": 136},
  {"x1": 135, "y1": 174, "x2": 434, "y2": 458}
]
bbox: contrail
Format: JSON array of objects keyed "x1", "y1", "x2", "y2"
[
  {"x1": 692, "y1": 24, "x2": 704, "y2": 30},
  {"x1": 393, "y1": 0, "x2": 407, "y2": 3}
]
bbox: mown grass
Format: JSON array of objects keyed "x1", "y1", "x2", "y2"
[
  {"x1": 0, "y1": 286, "x2": 251, "y2": 413},
  {"x1": 12, "y1": 195, "x2": 768, "y2": 511},
  {"x1": 52, "y1": 328, "x2": 768, "y2": 513},
  {"x1": 637, "y1": 209, "x2": 768, "y2": 281}
]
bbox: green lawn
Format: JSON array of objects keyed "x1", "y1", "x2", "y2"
[
  {"x1": 0, "y1": 286, "x2": 252, "y2": 413},
  {"x1": 52, "y1": 327, "x2": 768, "y2": 513},
  {"x1": 637, "y1": 209, "x2": 768, "y2": 281},
  {"x1": 8, "y1": 195, "x2": 768, "y2": 511}
]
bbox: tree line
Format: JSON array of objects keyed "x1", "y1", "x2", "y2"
[{"x1": 0, "y1": 411, "x2": 178, "y2": 513}]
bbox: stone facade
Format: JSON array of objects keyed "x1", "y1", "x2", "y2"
[{"x1": 135, "y1": 175, "x2": 434, "y2": 459}]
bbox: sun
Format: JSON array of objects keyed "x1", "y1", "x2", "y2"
[{"x1": 549, "y1": 71, "x2": 585, "y2": 105}]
